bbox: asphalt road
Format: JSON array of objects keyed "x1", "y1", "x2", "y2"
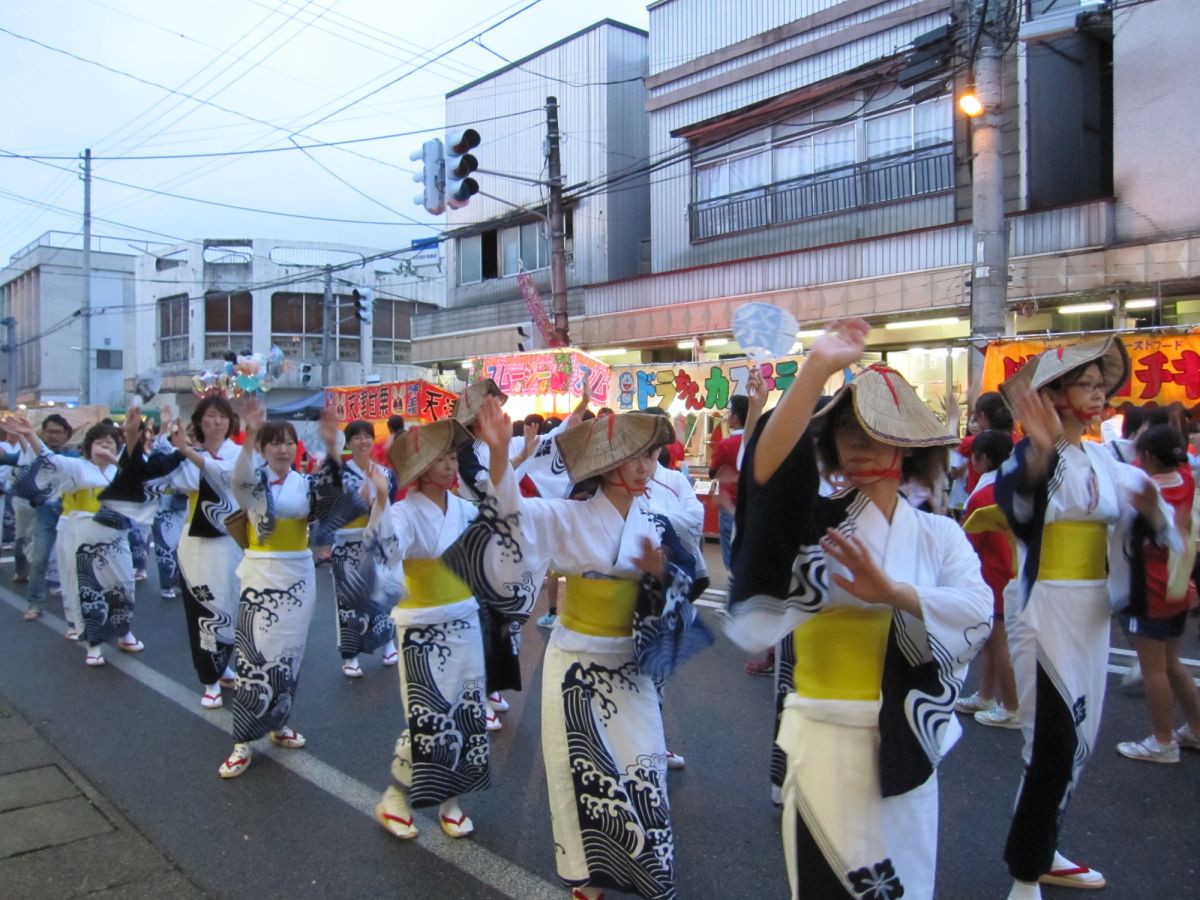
[{"x1": 1, "y1": 544, "x2": 1198, "y2": 900}]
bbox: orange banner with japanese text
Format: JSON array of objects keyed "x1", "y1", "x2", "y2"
[
  {"x1": 323, "y1": 381, "x2": 457, "y2": 425},
  {"x1": 981, "y1": 331, "x2": 1200, "y2": 405}
]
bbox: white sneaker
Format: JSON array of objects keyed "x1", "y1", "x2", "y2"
[
  {"x1": 1116, "y1": 735, "x2": 1180, "y2": 763},
  {"x1": 975, "y1": 705, "x2": 1021, "y2": 729},
  {"x1": 955, "y1": 691, "x2": 996, "y2": 714},
  {"x1": 1174, "y1": 724, "x2": 1200, "y2": 750}
]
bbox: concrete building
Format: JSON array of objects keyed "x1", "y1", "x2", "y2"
[
  {"x1": 0, "y1": 231, "x2": 152, "y2": 409},
  {"x1": 570, "y1": 0, "x2": 1200, "y2": 404},
  {"x1": 411, "y1": 19, "x2": 650, "y2": 365},
  {"x1": 132, "y1": 238, "x2": 442, "y2": 412}
]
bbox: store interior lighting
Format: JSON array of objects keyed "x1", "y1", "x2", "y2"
[
  {"x1": 589, "y1": 347, "x2": 628, "y2": 357},
  {"x1": 1057, "y1": 301, "x2": 1113, "y2": 315},
  {"x1": 796, "y1": 329, "x2": 826, "y2": 338},
  {"x1": 704, "y1": 338, "x2": 730, "y2": 348},
  {"x1": 883, "y1": 317, "x2": 960, "y2": 331},
  {"x1": 1124, "y1": 299, "x2": 1158, "y2": 311},
  {"x1": 676, "y1": 340, "x2": 694, "y2": 349}
]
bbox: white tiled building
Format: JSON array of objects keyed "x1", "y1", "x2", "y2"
[{"x1": 411, "y1": 19, "x2": 650, "y2": 365}]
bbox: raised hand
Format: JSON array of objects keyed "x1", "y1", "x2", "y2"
[
  {"x1": 805, "y1": 319, "x2": 870, "y2": 376},
  {"x1": 318, "y1": 407, "x2": 339, "y2": 451},
  {"x1": 475, "y1": 395, "x2": 511, "y2": 456},
  {"x1": 746, "y1": 365, "x2": 768, "y2": 416},
  {"x1": 122, "y1": 406, "x2": 143, "y2": 450},
  {"x1": 1011, "y1": 387, "x2": 1062, "y2": 455},
  {"x1": 631, "y1": 535, "x2": 667, "y2": 583},
  {"x1": 820, "y1": 528, "x2": 920, "y2": 617},
  {"x1": 240, "y1": 398, "x2": 266, "y2": 438}
]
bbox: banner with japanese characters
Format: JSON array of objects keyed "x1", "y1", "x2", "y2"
[
  {"x1": 981, "y1": 331, "x2": 1200, "y2": 404},
  {"x1": 470, "y1": 350, "x2": 611, "y2": 405},
  {"x1": 324, "y1": 380, "x2": 457, "y2": 425},
  {"x1": 609, "y1": 355, "x2": 804, "y2": 412}
]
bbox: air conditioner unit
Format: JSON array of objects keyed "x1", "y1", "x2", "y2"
[{"x1": 1018, "y1": 8, "x2": 1083, "y2": 43}]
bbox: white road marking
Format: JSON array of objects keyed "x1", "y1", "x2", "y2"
[{"x1": 0, "y1": 587, "x2": 562, "y2": 900}]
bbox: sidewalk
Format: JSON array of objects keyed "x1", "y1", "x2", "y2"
[{"x1": 0, "y1": 691, "x2": 205, "y2": 900}]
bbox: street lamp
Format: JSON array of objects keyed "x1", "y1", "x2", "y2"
[{"x1": 958, "y1": 87, "x2": 984, "y2": 118}]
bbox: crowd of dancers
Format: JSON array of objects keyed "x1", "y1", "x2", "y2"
[{"x1": 3, "y1": 318, "x2": 1195, "y2": 899}]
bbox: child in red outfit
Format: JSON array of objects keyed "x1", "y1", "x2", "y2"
[
  {"x1": 1115, "y1": 424, "x2": 1200, "y2": 763},
  {"x1": 958, "y1": 429, "x2": 1020, "y2": 727}
]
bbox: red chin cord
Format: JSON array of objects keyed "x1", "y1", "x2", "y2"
[
  {"x1": 606, "y1": 471, "x2": 647, "y2": 496},
  {"x1": 842, "y1": 448, "x2": 903, "y2": 484},
  {"x1": 417, "y1": 475, "x2": 459, "y2": 491}
]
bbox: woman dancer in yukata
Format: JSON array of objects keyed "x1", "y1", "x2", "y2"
[
  {"x1": 363, "y1": 418, "x2": 491, "y2": 840},
  {"x1": 454, "y1": 399, "x2": 709, "y2": 900},
  {"x1": 10, "y1": 411, "x2": 170, "y2": 666},
  {"x1": 330, "y1": 419, "x2": 397, "y2": 679},
  {"x1": 995, "y1": 337, "x2": 1176, "y2": 898},
  {"x1": 723, "y1": 319, "x2": 992, "y2": 900},
  {"x1": 217, "y1": 402, "x2": 345, "y2": 778},
  {"x1": 162, "y1": 396, "x2": 244, "y2": 710}
]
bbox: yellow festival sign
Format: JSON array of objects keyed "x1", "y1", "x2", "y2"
[{"x1": 981, "y1": 331, "x2": 1200, "y2": 405}]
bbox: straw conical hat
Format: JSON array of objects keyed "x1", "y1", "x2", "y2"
[
  {"x1": 389, "y1": 419, "x2": 473, "y2": 486},
  {"x1": 555, "y1": 413, "x2": 675, "y2": 484},
  {"x1": 999, "y1": 335, "x2": 1129, "y2": 407},
  {"x1": 814, "y1": 364, "x2": 957, "y2": 447},
  {"x1": 453, "y1": 378, "x2": 507, "y2": 427}
]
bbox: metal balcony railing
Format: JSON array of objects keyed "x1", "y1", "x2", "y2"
[{"x1": 689, "y1": 144, "x2": 955, "y2": 242}]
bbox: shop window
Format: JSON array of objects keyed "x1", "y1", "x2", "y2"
[{"x1": 203, "y1": 291, "x2": 252, "y2": 360}]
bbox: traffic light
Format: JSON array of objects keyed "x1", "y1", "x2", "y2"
[
  {"x1": 410, "y1": 138, "x2": 445, "y2": 215},
  {"x1": 445, "y1": 128, "x2": 480, "y2": 209},
  {"x1": 352, "y1": 287, "x2": 374, "y2": 324},
  {"x1": 300, "y1": 362, "x2": 313, "y2": 386}
]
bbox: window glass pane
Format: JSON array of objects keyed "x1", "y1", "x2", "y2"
[
  {"x1": 865, "y1": 109, "x2": 911, "y2": 160},
  {"x1": 695, "y1": 162, "x2": 727, "y2": 200},
  {"x1": 304, "y1": 295, "x2": 323, "y2": 334},
  {"x1": 812, "y1": 123, "x2": 856, "y2": 172},
  {"x1": 205, "y1": 295, "x2": 228, "y2": 332},
  {"x1": 728, "y1": 151, "x2": 767, "y2": 193},
  {"x1": 271, "y1": 293, "x2": 303, "y2": 333},
  {"x1": 374, "y1": 299, "x2": 394, "y2": 338},
  {"x1": 337, "y1": 337, "x2": 360, "y2": 362},
  {"x1": 230, "y1": 292, "x2": 252, "y2": 331},
  {"x1": 500, "y1": 226, "x2": 521, "y2": 276},
  {"x1": 373, "y1": 341, "x2": 392, "y2": 365},
  {"x1": 774, "y1": 138, "x2": 812, "y2": 181},
  {"x1": 519, "y1": 223, "x2": 538, "y2": 271},
  {"x1": 460, "y1": 235, "x2": 482, "y2": 284},
  {"x1": 914, "y1": 95, "x2": 952, "y2": 147}
]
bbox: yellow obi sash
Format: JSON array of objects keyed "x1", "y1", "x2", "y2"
[
  {"x1": 62, "y1": 487, "x2": 102, "y2": 514},
  {"x1": 186, "y1": 491, "x2": 201, "y2": 525},
  {"x1": 401, "y1": 558, "x2": 473, "y2": 608},
  {"x1": 344, "y1": 514, "x2": 370, "y2": 530},
  {"x1": 560, "y1": 577, "x2": 639, "y2": 638},
  {"x1": 1038, "y1": 521, "x2": 1107, "y2": 581},
  {"x1": 247, "y1": 518, "x2": 308, "y2": 552},
  {"x1": 791, "y1": 607, "x2": 892, "y2": 702}
]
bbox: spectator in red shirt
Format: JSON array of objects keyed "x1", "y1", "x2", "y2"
[
  {"x1": 958, "y1": 392, "x2": 1014, "y2": 494},
  {"x1": 958, "y1": 429, "x2": 1019, "y2": 727},
  {"x1": 711, "y1": 395, "x2": 748, "y2": 577},
  {"x1": 370, "y1": 414, "x2": 404, "y2": 468}
]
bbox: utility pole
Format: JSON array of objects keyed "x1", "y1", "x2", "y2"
[
  {"x1": 967, "y1": 3, "x2": 1008, "y2": 389},
  {"x1": 545, "y1": 96, "x2": 569, "y2": 346},
  {"x1": 81, "y1": 148, "x2": 92, "y2": 406},
  {"x1": 320, "y1": 265, "x2": 334, "y2": 389},
  {"x1": 2, "y1": 317, "x2": 16, "y2": 410}
]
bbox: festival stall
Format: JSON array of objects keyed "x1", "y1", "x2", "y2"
[
  {"x1": 467, "y1": 349, "x2": 611, "y2": 420},
  {"x1": 325, "y1": 380, "x2": 458, "y2": 437},
  {"x1": 982, "y1": 330, "x2": 1200, "y2": 405}
]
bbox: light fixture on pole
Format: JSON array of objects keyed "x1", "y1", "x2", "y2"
[{"x1": 959, "y1": 83, "x2": 984, "y2": 118}]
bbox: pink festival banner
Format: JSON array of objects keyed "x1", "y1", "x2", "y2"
[{"x1": 471, "y1": 349, "x2": 610, "y2": 405}]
